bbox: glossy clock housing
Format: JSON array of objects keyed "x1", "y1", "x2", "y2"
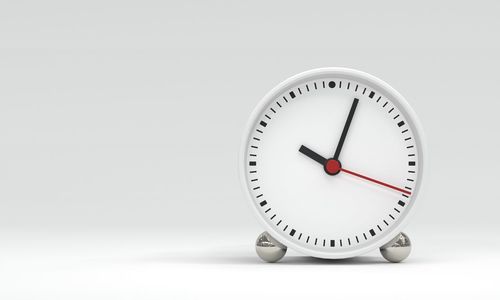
[{"x1": 240, "y1": 68, "x2": 425, "y2": 259}]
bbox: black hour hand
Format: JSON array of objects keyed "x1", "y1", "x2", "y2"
[{"x1": 299, "y1": 145, "x2": 327, "y2": 165}]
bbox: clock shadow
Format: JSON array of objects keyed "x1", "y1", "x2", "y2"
[
  {"x1": 133, "y1": 252, "x2": 386, "y2": 265},
  {"x1": 280, "y1": 255, "x2": 384, "y2": 265},
  {"x1": 128, "y1": 242, "x2": 389, "y2": 265}
]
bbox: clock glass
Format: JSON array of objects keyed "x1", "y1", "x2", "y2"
[{"x1": 241, "y1": 68, "x2": 424, "y2": 258}]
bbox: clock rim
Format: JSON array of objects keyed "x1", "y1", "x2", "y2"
[{"x1": 239, "y1": 67, "x2": 426, "y2": 259}]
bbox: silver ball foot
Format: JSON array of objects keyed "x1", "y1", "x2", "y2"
[
  {"x1": 255, "y1": 231, "x2": 287, "y2": 263},
  {"x1": 380, "y1": 232, "x2": 411, "y2": 263}
]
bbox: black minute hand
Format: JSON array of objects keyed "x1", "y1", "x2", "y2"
[{"x1": 333, "y1": 98, "x2": 359, "y2": 160}]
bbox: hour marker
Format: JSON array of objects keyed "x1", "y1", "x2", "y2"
[
  {"x1": 369, "y1": 229, "x2": 376, "y2": 236},
  {"x1": 289, "y1": 91, "x2": 296, "y2": 98},
  {"x1": 328, "y1": 81, "x2": 336, "y2": 88},
  {"x1": 290, "y1": 229, "x2": 296, "y2": 236},
  {"x1": 330, "y1": 240, "x2": 335, "y2": 247},
  {"x1": 260, "y1": 121, "x2": 267, "y2": 127},
  {"x1": 259, "y1": 200, "x2": 267, "y2": 206},
  {"x1": 369, "y1": 91, "x2": 375, "y2": 98},
  {"x1": 409, "y1": 161, "x2": 416, "y2": 166},
  {"x1": 398, "y1": 200, "x2": 405, "y2": 207},
  {"x1": 249, "y1": 161, "x2": 256, "y2": 166},
  {"x1": 398, "y1": 121, "x2": 405, "y2": 127}
]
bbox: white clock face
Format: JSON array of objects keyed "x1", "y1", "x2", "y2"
[{"x1": 241, "y1": 68, "x2": 424, "y2": 259}]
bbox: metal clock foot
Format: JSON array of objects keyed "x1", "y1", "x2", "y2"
[
  {"x1": 255, "y1": 231, "x2": 287, "y2": 263},
  {"x1": 380, "y1": 232, "x2": 411, "y2": 263}
]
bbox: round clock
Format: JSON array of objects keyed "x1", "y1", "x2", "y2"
[{"x1": 240, "y1": 67, "x2": 425, "y2": 261}]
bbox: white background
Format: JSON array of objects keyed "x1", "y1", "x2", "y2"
[{"x1": 0, "y1": 0, "x2": 499, "y2": 298}]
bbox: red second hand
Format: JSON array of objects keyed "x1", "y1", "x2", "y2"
[{"x1": 340, "y1": 168, "x2": 411, "y2": 195}]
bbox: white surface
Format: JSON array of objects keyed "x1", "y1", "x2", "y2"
[{"x1": 1, "y1": 228, "x2": 498, "y2": 299}]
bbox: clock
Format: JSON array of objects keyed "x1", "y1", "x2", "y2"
[{"x1": 240, "y1": 68, "x2": 425, "y2": 262}]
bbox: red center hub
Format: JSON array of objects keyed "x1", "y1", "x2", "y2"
[{"x1": 324, "y1": 159, "x2": 342, "y2": 175}]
